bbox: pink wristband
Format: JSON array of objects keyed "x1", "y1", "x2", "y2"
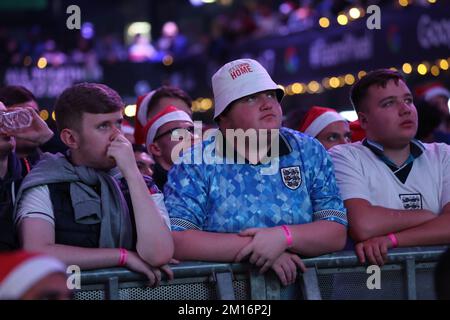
[
  {"x1": 118, "y1": 248, "x2": 128, "y2": 267},
  {"x1": 281, "y1": 225, "x2": 293, "y2": 248},
  {"x1": 388, "y1": 233, "x2": 398, "y2": 248}
]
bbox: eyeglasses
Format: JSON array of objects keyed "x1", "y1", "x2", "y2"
[{"x1": 154, "y1": 126, "x2": 195, "y2": 141}]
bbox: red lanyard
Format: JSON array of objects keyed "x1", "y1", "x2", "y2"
[{"x1": 23, "y1": 158, "x2": 31, "y2": 174}]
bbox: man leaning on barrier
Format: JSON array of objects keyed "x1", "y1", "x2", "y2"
[
  {"x1": 164, "y1": 58, "x2": 348, "y2": 286},
  {"x1": 329, "y1": 69, "x2": 450, "y2": 266},
  {"x1": 14, "y1": 83, "x2": 174, "y2": 286}
]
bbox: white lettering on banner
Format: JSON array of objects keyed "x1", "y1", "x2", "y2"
[
  {"x1": 309, "y1": 33, "x2": 373, "y2": 68},
  {"x1": 4, "y1": 66, "x2": 102, "y2": 98},
  {"x1": 417, "y1": 15, "x2": 450, "y2": 50}
]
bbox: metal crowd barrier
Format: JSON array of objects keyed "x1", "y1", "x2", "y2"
[{"x1": 73, "y1": 246, "x2": 448, "y2": 300}]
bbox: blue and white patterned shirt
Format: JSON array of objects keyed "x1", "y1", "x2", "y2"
[{"x1": 165, "y1": 127, "x2": 347, "y2": 232}]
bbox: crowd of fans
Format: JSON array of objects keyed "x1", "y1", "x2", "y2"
[
  {"x1": 0, "y1": 55, "x2": 449, "y2": 299},
  {"x1": 1, "y1": 0, "x2": 450, "y2": 301},
  {"x1": 1, "y1": 0, "x2": 438, "y2": 69}
]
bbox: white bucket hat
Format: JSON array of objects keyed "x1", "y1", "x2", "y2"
[{"x1": 212, "y1": 59, "x2": 284, "y2": 119}]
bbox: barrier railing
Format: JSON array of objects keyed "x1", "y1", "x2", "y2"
[{"x1": 73, "y1": 246, "x2": 448, "y2": 300}]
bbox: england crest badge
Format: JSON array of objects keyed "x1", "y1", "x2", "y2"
[
  {"x1": 280, "y1": 166, "x2": 302, "y2": 190},
  {"x1": 399, "y1": 193, "x2": 423, "y2": 210}
]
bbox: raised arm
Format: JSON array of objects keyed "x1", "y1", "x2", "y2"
[
  {"x1": 5, "y1": 106, "x2": 54, "y2": 146},
  {"x1": 107, "y1": 134, "x2": 174, "y2": 266}
]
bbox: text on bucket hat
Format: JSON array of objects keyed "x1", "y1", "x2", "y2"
[
  {"x1": 298, "y1": 106, "x2": 347, "y2": 138},
  {"x1": 0, "y1": 251, "x2": 66, "y2": 300},
  {"x1": 144, "y1": 105, "x2": 193, "y2": 147},
  {"x1": 212, "y1": 59, "x2": 284, "y2": 119}
]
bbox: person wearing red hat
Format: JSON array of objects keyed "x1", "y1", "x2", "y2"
[
  {"x1": 329, "y1": 69, "x2": 450, "y2": 266},
  {"x1": 144, "y1": 105, "x2": 195, "y2": 190},
  {"x1": 415, "y1": 82, "x2": 450, "y2": 117},
  {"x1": 134, "y1": 86, "x2": 193, "y2": 145},
  {"x1": 298, "y1": 106, "x2": 351, "y2": 150},
  {"x1": 349, "y1": 120, "x2": 366, "y2": 142},
  {"x1": 14, "y1": 83, "x2": 174, "y2": 286},
  {"x1": 0, "y1": 251, "x2": 70, "y2": 300},
  {"x1": 121, "y1": 119, "x2": 135, "y2": 144}
]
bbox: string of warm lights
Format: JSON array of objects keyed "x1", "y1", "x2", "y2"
[
  {"x1": 281, "y1": 56, "x2": 450, "y2": 97},
  {"x1": 39, "y1": 56, "x2": 449, "y2": 120},
  {"x1": 318, "y1": 6, "x2": 365, "y2": 29},
  {"x1": 318, "y1": 0, "x2": 439, "y2": 29},
  {"x1": 399, "y1": 0, "x2": 438, "y2": 8},
  {"x1": 105, "y1": 56, "x2": 450, "y2": 118}
]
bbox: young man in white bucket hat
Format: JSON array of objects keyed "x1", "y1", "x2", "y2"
[{"x1": 164, "y1": 59, "x2": 347, "y2": 287}]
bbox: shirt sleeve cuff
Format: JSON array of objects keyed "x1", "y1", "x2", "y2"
[
  {"x1": 313, "y1": 209, "x2": 348, "y2": 227},
  {"x1": 170, "y1": 218, "x2": 201, "y2": 231}
]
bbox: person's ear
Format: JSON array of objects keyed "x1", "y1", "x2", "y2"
[
  {"x1": 60, "y1": 128, "x2": 80, "y2": 149},
  {"x1": 148, "y1": 142, "x2": 162, "y2": 157},
  {"x1": 358, "y1": 112, "x2": 369, "y2": 130},
  {"x1": 217, "y1": 113, "x2": 232, "y2": 131}
]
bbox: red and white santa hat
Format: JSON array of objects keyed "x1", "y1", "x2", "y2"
[
  {"x1": 349, "y1": 119, "x2": 366, "y2": 142},
  {"x1": 134, "y1": 90, "x2": 156, "y2": 145},
  {"x1": 0, "y1": 251, "x2": 66, "y2": 300},
  {"x1": 143, "y1": 105, "x2": 193, "y2": 147},
  {"x1": 121, "y1": 119, "x2": 135, "y2": 136},
  {"x1": 298, "y1": 106, "x2": 346, "y2": 138},
  {"x1": 415, "y1": 82, "x2": 450, "y2": 102}
]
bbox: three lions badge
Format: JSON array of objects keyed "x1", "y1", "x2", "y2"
[{"x1": 280, "y1": 166, "x2": 301, "y2": 190}]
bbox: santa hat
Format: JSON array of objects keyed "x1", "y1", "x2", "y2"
[
  {"x1": 121, "y1": 119, "x2": 135, "y2": 136},
  {"x1": 298, "y1": 106, "x2": 346, "y2": 138},
  {"x1": 349, "y1": 120, "x2": 366, "y2": 142},
  {"x1": 415, "y1": 83, "x2": 450, "y2": 102},
  {"x1": 0, "y1": 251, "x2": 66, "y2": 300},
  {"x1": 134, "y1": 90, "x2": 156, "y2": 145},
  {"x1": 143, "y1": 105, "x2": 193, "y2": 147}
]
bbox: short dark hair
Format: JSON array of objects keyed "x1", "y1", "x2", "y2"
[
  {"x1": 54, "y1": 83, "x2": 123, "y2": 132},
  {"x1": 0, "y1": 85, "x2": 36, "y2": 107},
  {"x1": 147, "y1": 86, "x2": 192, "y2": 118},
  {"x1": 350, "y1": 69, "x2": 405, "y2": 113},
  {"x1": 132, "y1": 143, "x2": 147, "y2": 153}
]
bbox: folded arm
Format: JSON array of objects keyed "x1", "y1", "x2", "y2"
[
  {"x1": 345, "y1": 198, "x2": 436, "y2": 242},
  {"x1": 172, "y1": 229, "x2": 252, "y2": 262},
  {"x1": 19, "y1": 218, "x2": 172, "y2": 284},
  {"x1": 395, "y1": 202, "x2": 450, "y2": 247}
]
